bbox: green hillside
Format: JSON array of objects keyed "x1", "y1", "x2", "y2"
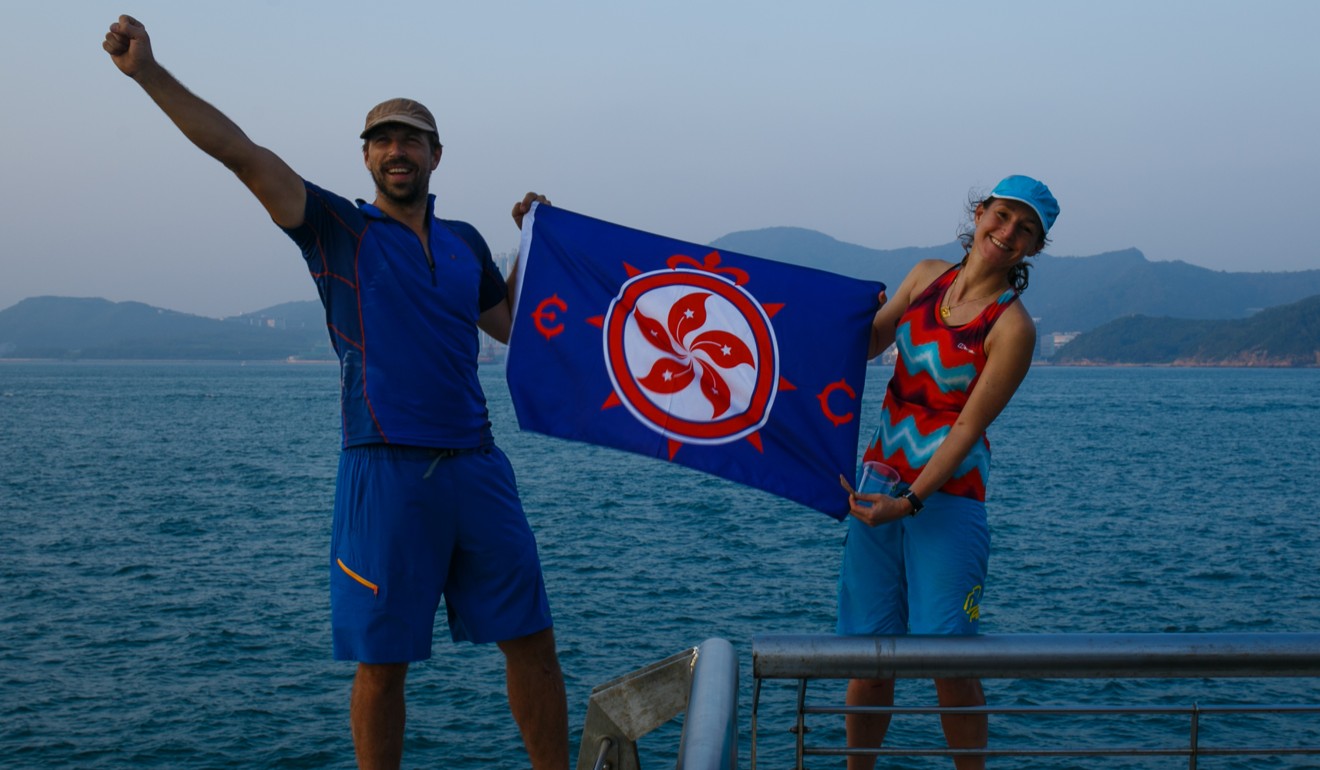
[{"x1": 1055, "y1": 294, "x2": 1320, "y2": 366}]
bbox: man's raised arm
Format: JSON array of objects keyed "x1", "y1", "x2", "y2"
[{"x1": 104, "y1": 15, "x2": 305, "y2": 229}]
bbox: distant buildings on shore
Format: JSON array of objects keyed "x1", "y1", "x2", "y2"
[{"x1": 1038, "y1": 330, "x2": 1080, "y2": 359}]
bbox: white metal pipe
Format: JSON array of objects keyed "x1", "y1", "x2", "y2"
[{"x1": 676, "y1": 638, "x2": 739, "y2": 770}]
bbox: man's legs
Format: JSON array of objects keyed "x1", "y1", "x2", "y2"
[
  {"x1": 351, "y1": 662, "x2": 409, "y2": 770},
  {"x1": 347, "y1": 633, "x2": 567, "y2": 770},
  {"x1": 935, "y1": 677, "x2": 986, "y2": 770},
  {"x1": 498, "y1": 627, "x2": 569, "y2": 770},
  {"x1": 845, "y1": 677, "x2": 896, "y2": 770}
]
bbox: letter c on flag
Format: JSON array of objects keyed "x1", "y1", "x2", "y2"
[{"x1": 531, "y1": 294, "x2": 568, "y2": 340}]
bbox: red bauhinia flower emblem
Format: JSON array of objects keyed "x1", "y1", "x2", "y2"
[{"x1": 632, "y1": 291, "x2": 754, "y2": 418}]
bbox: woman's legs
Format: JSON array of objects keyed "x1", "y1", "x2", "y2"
[{"x1": 935, "y1": 677, "x2": 986, "y2": 770}]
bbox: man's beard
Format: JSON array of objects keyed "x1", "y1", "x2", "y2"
[{"x1": 370, "y1": 163, "x2": 430, "y2": 207}]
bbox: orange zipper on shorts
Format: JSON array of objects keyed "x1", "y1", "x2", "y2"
[{"x1": 337, "y1": 558, "x2": 379, "y2": 596}]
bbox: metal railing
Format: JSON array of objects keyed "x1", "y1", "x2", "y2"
[
  {"x1": 751, "y1": 633, "x2": 1320, "y2": 768},
  {"x1": 577, "y1": 637, "x2": 738, "y2": 770}
]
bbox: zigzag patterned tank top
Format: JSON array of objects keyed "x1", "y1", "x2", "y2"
[{"x1": 861, "y1": 265, "x2": 1019, "y2": 501}]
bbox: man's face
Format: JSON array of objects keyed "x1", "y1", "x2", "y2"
[{"x1": 362, "y1": 125, "x2": 442, "y2": 207}]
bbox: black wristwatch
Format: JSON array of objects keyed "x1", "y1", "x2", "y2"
[{"x1": 899, "y1": 489, "x2": 924, "y2": 516}]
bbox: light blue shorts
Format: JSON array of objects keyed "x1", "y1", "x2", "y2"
[
  {"x1": 330, "y1": 444, "x2": 552, "y2": 663},
  {"x1": 837, "y1": 492, "x2": 989, "y2": 636}
]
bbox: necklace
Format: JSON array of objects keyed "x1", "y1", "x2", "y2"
[{"x1": 939, "y1": 272, "x2": 1003, "y2": 320}]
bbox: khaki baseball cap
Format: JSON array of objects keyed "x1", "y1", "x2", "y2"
[{"x1": 360, "y1": 98, "x2": 438, "y2": 139}]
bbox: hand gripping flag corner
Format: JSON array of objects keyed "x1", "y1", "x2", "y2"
[{"x1": 507, "y1": 204, "x2": 883, "y2": 519}]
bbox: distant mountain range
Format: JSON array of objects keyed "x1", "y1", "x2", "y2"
[
  {"x1": 711, "y1": 227, "x2": 1320, "y2": 334},
  {"x1": 2, "y1": 227, "x2": 1318, "y2": 364},
  {"x1": 0, "y1": 296, "x2": 330, "y2": 360}
]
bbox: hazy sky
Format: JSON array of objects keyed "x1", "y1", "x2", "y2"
[{"x1": 3, "y1": 1, "x2": 1317, "y2": 317}]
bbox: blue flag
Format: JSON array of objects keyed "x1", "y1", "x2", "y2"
[{"x1": 507, "y1": 204, "x2": 883, "y2": 519}]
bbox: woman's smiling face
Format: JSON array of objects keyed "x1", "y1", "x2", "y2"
[{"x1": 972, "y1": 198, "x2": 1044, "y2": 266}]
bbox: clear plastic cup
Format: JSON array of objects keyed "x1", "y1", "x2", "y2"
[{"x1": 857, "y1": 460, "x2": 901, "y2": 499}]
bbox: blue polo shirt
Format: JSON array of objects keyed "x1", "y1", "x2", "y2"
[{"x1": 284, "y1": 181, "x2": 506, "y2": 449}]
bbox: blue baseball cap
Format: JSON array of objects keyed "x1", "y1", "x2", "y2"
[{"x1": 990, "y1": 175, "x2": 1059, "y2": 234}]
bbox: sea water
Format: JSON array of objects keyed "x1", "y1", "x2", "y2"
[{"x1": 1, "y1": 362, "x2": 1318, "y2": 769}]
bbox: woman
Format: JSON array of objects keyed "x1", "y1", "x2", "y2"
[{"x1": 837, "y1": 175, "x2": 1059, "y2": 770}]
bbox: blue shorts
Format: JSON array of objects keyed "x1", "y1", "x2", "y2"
[
  {"x1": 330, "y1": 444, "x2": 552, "y2": 663},
  {"x1": 837, "y1": 492, "x2": 989, "y2": 636}
]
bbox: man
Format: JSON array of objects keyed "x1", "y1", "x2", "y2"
[{"x1": 104, "y1": 15, "x2": 568, "y2": 770}]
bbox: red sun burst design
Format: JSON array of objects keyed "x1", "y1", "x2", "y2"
[{"x1": 587, "y1": 251, "x2": 795, "y2": 459}]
